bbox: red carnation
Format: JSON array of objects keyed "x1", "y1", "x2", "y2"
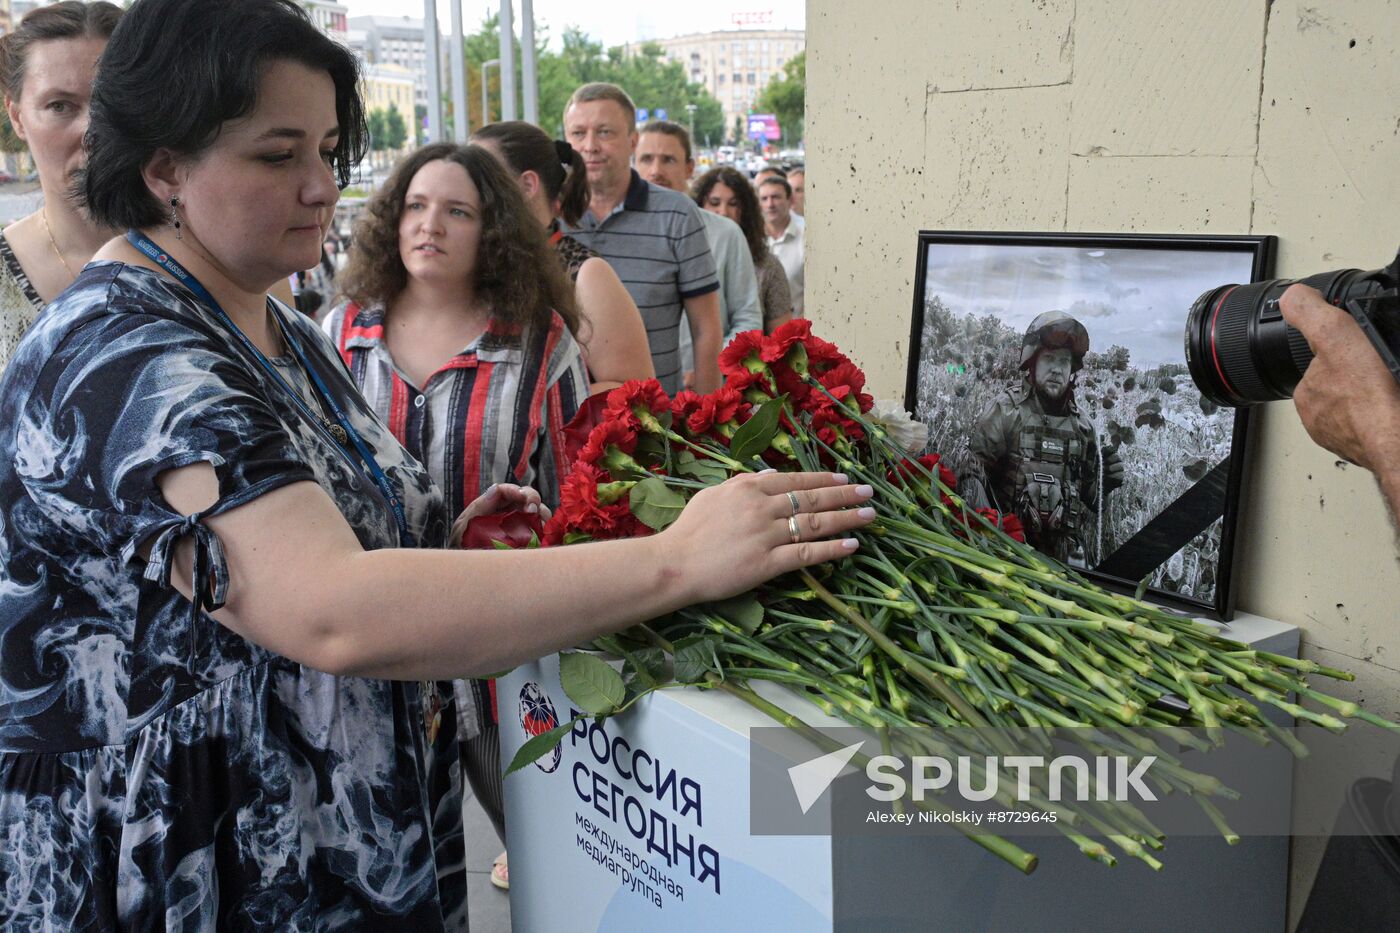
[
  {"x1": 760, "y1": 319, "x2": 813, "y2": 363},
  {"x1": 578, "y1": 419, "x2": 638, "y2": 468},
  {"x1": 726, "y1": 367, "x2": 775, "y2": 402},
  {"x1": 549, "y1": 462, "x2": 652, "y2": 542},
  {"x1": 670, "y1": 390, "x2": 705, "y2": 429},
  {"x1": 990, "y1": 510, "x2": 1027, "y2": 542},
  {"x1": 461, "y1": 509, "x2": 543, "y2": 550},
  {"x1": 605, "y1": 379, "x2": 671, "y2": 433},
  {"x1": 773, "y1": 364, "x2": 816, "y2": 411},
  {"x1": 561, "y1": 393, "x2": 612, "y2": 465},
  {"x1": 689, "y1": 385, "x2": 749, "y2": 436},
  {"x1": 889, "y1": 454, "x2": 959, "y2": 494},
  {"x1": 718, "y1": 331, "x2": 768, "y2": 378},
  {"x1": 805, "y1": 334, "x2": 850, "y2": 375},
  {"x1": 817, "y1": 361, "x2": 874, "y2": 413}
]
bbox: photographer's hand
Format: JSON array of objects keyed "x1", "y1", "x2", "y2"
[{"x1": 1281, "y1": 284, "x2": 1400, "y2": 520}]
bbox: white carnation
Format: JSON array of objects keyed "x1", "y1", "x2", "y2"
[{"x1": 868, "y1": 399, "x2": 928, "y2": 454}]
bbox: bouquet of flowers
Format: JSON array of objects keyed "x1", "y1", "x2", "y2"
[{"x1": 497, "y1": 321, "x2": 1396, "y2": 872}]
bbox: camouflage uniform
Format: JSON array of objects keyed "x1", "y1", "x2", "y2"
[{"x1": 961, "y1": 311, "x2": 1122, "y2": 563}]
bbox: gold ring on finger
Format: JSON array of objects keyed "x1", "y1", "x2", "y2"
[
  {"x1": 788, "y1": 515, "x2": 801, "y2": 544},
  {"x1": 787, "y1": 491, "x2": 801, "y2": 516}
]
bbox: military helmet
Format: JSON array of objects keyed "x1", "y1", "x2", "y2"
[{"x1": 1020, "y1": 310, "x2": 1090, "y2": 372}]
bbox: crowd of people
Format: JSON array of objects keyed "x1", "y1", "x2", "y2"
[{"x1": 0, "y1": 1, "x2": 857, "y2": 929}]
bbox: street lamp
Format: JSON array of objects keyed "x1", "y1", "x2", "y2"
[
  {"x1": 685, "y1": 102, "x2": 697, "y2": 143},
  {"x1": 481, "y1": 58, "x2": 500, "y2": 127}
]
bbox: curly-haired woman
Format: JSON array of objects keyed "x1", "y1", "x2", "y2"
[
  {"x1": 322, "y1": 140, "x2": 589, "y2": 900},
  {"x1": 326, "y1": 143, "x2": 587, "y2": 520},
  {"x1": 692, "y1": 165, "x2": 793, "y2": 333}
]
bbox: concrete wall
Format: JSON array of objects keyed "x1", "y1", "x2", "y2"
[{"x1": 806, "y1": 0, "x2": 1400, "y2": 923}]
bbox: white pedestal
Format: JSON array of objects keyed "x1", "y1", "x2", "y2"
[{"x1": 499, "y1": 613, "x2": 1298, "y2": 933}]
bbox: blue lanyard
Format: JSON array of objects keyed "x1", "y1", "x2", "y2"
[{"x1": 126, "y1": 230, "x2": 414, "y2": 548}]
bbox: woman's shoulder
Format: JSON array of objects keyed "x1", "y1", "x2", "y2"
[{"x1": 320, "y1": 298, "x2": 385, "y2": 347}]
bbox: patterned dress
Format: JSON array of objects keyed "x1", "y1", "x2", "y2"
[{"x1": 0, "y1": 261, "x2": 464, "y2": 930}]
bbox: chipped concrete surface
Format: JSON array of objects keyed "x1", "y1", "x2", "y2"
[{"x1": 809, "y1": 0, "x2": 1399, "y2": 923}]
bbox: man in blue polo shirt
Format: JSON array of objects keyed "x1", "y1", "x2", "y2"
[{"x1": 562, "y1": 82, "x2": 722, "y2": 394}]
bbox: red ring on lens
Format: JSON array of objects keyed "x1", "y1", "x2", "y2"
[{"x1": 1209, "y1": 285, "x2": 1242, "y2": 402}]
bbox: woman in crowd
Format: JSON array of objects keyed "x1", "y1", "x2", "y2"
[
  {"x1": 693, "y1": 165, "x2": 793, "y2": 333},
  {"x1": 323, "y1": 142, "x2": 589, "y2": 897},
  {"x1": 0, "y1": 0, "x2": 873, "y2": 928},
  {"x1": 0, "y1": 0, "x2": 120, "y2": 373},
  {"x1": 472, "y1": 120, "x2": 653, "y2": 393}
]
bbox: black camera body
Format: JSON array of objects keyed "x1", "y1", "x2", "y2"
[{"x1": 1186, "y1": 247, "x2": 1400, "y2": 407}]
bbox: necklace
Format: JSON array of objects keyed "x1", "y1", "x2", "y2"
[
  {"x1": 40, "y1": 207, "x2": 77, "y2": 278},
  {"x1": 271, "y1": 312, "x2": 349, "y2": 446}
]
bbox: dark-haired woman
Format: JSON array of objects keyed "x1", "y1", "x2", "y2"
[
  {"x1": 0, "y1": 0, "x2": 120, "y2": 373},
  {"x1": 693, "y1": 165, "x2": 793, "y2": 333},
  {"x1": 323, "y1": 143, "x2": 589, "y2": 899},
  {"x1": 0, "y1": 0, "x2": 873, "y2": 926},
  {"x1": 473, "y1": 120, "x2": 653, "y2": 393}
]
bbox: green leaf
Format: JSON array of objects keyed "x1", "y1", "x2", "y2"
[
  {"x1": 674, "y1": 634, "x2": 722, "y2": 684},
  {"x1": 629, "y1": 476, "x2": 688, "y2": 531},
  {"x1": 635, "y1": 433, "x2": 669, "y2": 465},
  {"x1": 503, "y1": 718, "x2": 579, "y2": 777},
  {"x1": 622, "y1": 646, "x2": 670, "y2": 689},
  {"x1": 559, "y1": 651, "x2": 626, "y2": 715},
  {"x1": 563, "y1": 531, "x2": 593, "y2": 545},
  {"x1": 728, "y1": 395, "x2": 787, "y2": 463},
  {"x1": 709, "y1": 594, "x2": 765, "y2": 635},
  {"x1": 676, "y1": 450, "x2": 731, "y2": 484}
]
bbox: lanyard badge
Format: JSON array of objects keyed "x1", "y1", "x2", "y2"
[{"x1": 126, "y1": 230, "x2": 415, "y2": 548}]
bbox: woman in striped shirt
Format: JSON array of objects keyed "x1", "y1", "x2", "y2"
[{"x1": 323, "y1": 141, "x2": 589, "y2": 897}]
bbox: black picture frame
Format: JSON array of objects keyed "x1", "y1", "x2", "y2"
[{"x1": 904, "y1": 231, "x2": 1276, "y2": 620}]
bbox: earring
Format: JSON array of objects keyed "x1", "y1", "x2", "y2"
[{"x1": 169, "y1": 196, "x2": 182, "y2": 240}]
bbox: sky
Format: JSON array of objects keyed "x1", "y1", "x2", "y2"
[
  {"x1": 344, "y1": 1, "x2": 806, "y2": 50},
  {"x1": 922, "y1": 242, "x2": 1259, "y2": 369}
]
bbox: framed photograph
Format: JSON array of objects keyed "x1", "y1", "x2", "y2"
[{"x1": 904, "y1": 231, "x2": 1276, "y2": 619}]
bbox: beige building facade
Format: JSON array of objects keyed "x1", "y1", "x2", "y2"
[
  {"x1": 361, "y1": 62, "x2": 416, "y2": 157},
  {"x1": 626, "y1": 29, "x2": 804, "y2": 145},
  {"x1": 348, "y1": 14, "x2": 429, "y2": 111},
  {"x1": 806, "y1": 0, "x2": 1398, "y2": 921}
]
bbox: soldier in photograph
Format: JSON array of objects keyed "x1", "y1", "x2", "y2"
[{"x1": 961, "y1": 310, "x2": 1124, "y2": 563}]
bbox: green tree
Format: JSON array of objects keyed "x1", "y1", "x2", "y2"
[
  {"x1": 439, "y1": 15, "x2": 725, "y2": 147},
  {"x1": 384, "y1": 104, "x2": 408, "y2": 152},
  {"x1": 754, "y1": 50, "x2": 805, "y2": 145},
  {"x1": 366, "y1": 108, "x2": 388, "y2": 165},
  {"x1": 0, "y1": 114, "x2": 25, "y2": 156}
]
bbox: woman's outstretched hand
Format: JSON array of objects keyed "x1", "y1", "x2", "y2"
[{"x1": 660, "y1": 470, "x2": 876, "y2": 605}]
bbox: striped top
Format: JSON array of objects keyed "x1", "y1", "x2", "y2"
[
  {"x1": 322, "y1": 301, "x2": 589, "y2": 522},
  {"x1": 561, "y1": 170, "x2": 719, "y2": 394}
]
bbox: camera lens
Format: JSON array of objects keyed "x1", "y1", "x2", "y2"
[{"x1": 1185, "y1": 269, "x2": 1378, "y2": 407}]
